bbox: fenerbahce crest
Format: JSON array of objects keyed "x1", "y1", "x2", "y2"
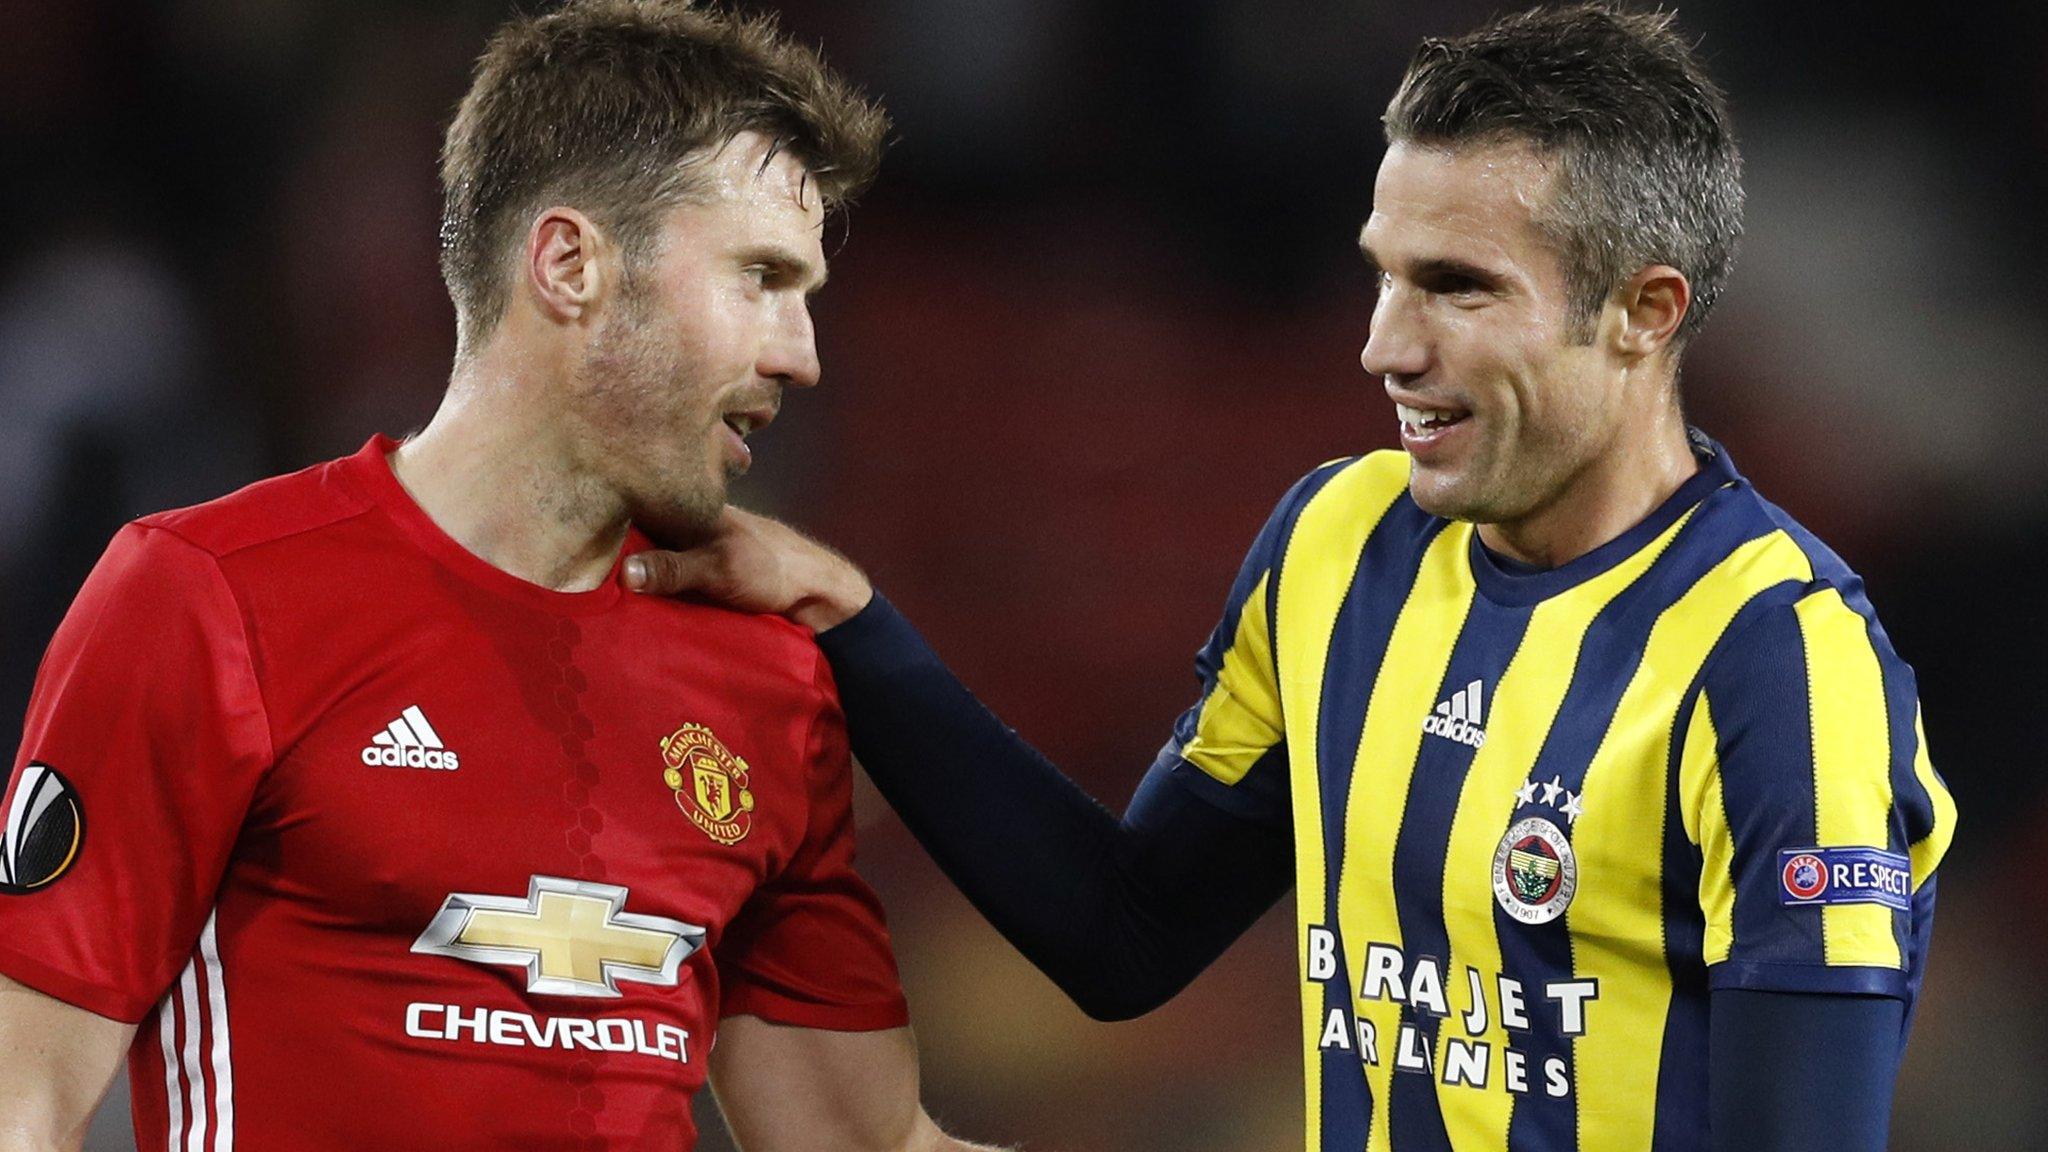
[
  {"x1": 662, "y1": 724, "x2": 754, "y2": 845},
  {"x1": 1493, "y1": 816, "x2": 1578, "y2": 925}
]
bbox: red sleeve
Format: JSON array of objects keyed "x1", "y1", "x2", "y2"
[
  {"x1": 0, "y1": 523, "x2": 272, "y2": 1022},
  {"x1": 715, "y1": 650, "x2": 909, "y2": 1032}
]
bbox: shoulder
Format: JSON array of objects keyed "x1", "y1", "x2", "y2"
[
  {"x1": 135, "y1": 453, "x2": 375, "y2": 562},
  {"x1": 1256, "y1": 450, "x2": 1413, "y2": 553},
  {"x1": 1696, "y1": 483, "x2": 1909, "y2": 686},
  {"x1": 637, "y1": 591, "x2": 835, "y2": 700},
  {"x1": 1289, "y1": 450, "x2": 1409, "y2": 518}
]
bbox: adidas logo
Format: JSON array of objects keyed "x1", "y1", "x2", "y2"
[
  {"x1": 1422, "y1": 679, "x2": 1487, "y2": 748},
  {"x1": 361, "y1": 705, "x2": 461, "y2": 771}
]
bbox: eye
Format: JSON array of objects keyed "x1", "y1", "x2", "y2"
[{"x1": 742, "y1": 264, "x2": 770, "y2": 288}]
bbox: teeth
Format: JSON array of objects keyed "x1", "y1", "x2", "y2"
[
  {"x1": 1396, "y1": 403, "x2": 1461, "y2": 428},
  {"x1": 726, "y1": 414, "x2": 754, "y2": 438}
]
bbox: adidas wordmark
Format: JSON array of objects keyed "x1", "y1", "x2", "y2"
[
  {"x1": 362, "y1": 705, "x2": 461, "y2": 770},
  {"x1": 1422, "y1": 679, "x2": 1487, "y2": 748}
]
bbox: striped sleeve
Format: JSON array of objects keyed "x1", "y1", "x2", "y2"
[
  {"x1": 1152, "y1": 463, "x2": 1346, "y2": 823},
  {"x1": 1684, "y1": 582, "x2": 1957, "y2": 1001}
]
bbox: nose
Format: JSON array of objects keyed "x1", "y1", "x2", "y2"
[
  {"x1": 761, "y1": 297, "x2": 821, "y2": 390},
  {"x1": 1360, "y1": 283, "x2": 1430, "y2": 382}
]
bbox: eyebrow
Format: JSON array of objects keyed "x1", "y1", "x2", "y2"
[
  {"x1": 740, "y1": 244, "x2": 828, "y2": 294},
  {"x1": 1358, "y1": 240, "x2": 1506, "y2": 289}
]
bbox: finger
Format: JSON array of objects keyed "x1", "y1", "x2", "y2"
[{"x1": 623, "y1": 549, "x2": 720, "y2": 595}]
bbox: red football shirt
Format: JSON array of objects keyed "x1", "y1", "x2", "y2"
[{"x1": 0, "y1": 437, "x2": 908, "y2": 1151}]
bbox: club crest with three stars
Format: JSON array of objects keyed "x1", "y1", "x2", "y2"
[{"x1": 1493, "y1": 775, "x2": 1582, "y2": 925}]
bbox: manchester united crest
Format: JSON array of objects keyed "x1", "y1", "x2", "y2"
[{"x1": 661, "y1": 724, "x2": 754, "y2": 846}]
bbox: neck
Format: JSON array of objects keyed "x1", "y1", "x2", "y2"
[
  {"x1": 388, "y1": 346, "x2": 629, "y2": 592},
  {"x1": 1477, "y1": 412, "x2": 1698, "y2": 570}
]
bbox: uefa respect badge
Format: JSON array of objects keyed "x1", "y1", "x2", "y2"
[{"x1": 1777, "y1": 847, "x2": 1912, "y2": 911}]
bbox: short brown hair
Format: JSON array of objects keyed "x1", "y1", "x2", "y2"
[
  {"x1": 439, "y1": 0, "x2": 889, "y2": 346},
  {"x1": 1385, "y1": 3, "x2": 1743, "y2": 347}
]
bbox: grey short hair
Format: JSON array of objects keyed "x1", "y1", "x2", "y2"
[{"x1": 1384, "y1": 3, "x2": 1744, "y2": 347}]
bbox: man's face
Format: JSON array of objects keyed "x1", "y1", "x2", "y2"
[
  {"x1": 571, "y1": 131, "x2": 827, "y2": 542},
  {"x1": 1359, "y1": 141, "x2": 1631, "y2": 528}
]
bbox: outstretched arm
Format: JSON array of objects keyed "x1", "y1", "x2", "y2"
[
  {"x1": 816, "y1": 595, "x2": 1293, "y2": 1020},
  {"x1": 627, "y1": 509, "x2": 1293, "y2": 1020}
]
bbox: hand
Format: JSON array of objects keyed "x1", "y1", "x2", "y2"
[{"x1": 622, "y1": 506, "x2": 874, "y2": 632}]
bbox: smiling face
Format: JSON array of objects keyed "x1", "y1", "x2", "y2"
[
  {"x1": 1360, "y1": 140, "x2": 1645, "y2": 533},
  {"x1": 569, "y1": 131, "x2": 828, "y2": 542}
]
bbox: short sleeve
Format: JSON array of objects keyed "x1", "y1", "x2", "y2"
[
  {"x1": 1153, "y1": 465, "x2": 1347, "y2": 825},
  {"x1": 1683, "y1": 584, "x2": 1957, "y2": 1002},
  {"x1": 715, "y1": 653, "x2": 909, "y2": 1032},
  {"x1": 0, "y1": 523, "x2": 273, "y2": 1022}
]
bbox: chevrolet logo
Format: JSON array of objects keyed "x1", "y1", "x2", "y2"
[{"x1": 412, "y1": 876, "x2": 706, "y2": 998}]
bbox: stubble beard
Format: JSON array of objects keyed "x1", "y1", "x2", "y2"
[
  {"x1": 1430, "y1": 412, "x2": 1601, "y2": 536},
  {"x1": 572, "y1": 303, "x2": 728, "y2": 548}
]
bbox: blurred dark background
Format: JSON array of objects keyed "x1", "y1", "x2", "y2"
[{"x1": 4, "y1": 0, "x2": 2042, "y2": 1148}]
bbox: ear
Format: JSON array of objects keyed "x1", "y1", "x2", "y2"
[
  {"x1": 524, "y1": 207, "x2": 611, "y2": 325},
  {"x1": 1612, "y1": 264, "x2": 1691, "y2": 360}
]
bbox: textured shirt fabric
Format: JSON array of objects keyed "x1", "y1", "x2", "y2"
[
  {"x1": 1157, "y1": 432, "x2": 1956, "y2": 1151},
  {"x1": 0, "y1": 436, "x2": 907, "y2": 1152}
]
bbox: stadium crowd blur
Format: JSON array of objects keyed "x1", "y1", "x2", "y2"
[{"x1": 5, "y1": 1, "x2": 2042, "y2": 1148}]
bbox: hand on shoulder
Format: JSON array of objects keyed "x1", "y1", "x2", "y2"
[{"x1": 625, "y1": 506, "x2": 874, "y2": 633}]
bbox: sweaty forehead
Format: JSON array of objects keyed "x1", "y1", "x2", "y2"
[
  {"x1": 694, "y1": 131, "x2": 825, "y2": 223},
  {"x1": 1360, "y1": 141, "x2": 1556, "y2": 272}
]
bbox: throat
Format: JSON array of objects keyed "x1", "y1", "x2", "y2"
[
  {"x1": 1479, "y1": 431, "x2": 1703, "y2": 569},
  {"x1": 389, "y1": 430, "x2": 632, "y2": 593}
]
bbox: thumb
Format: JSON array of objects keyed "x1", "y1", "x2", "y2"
[{"x1": 623, "y1": 548, "x2": 723, "y2": 596}]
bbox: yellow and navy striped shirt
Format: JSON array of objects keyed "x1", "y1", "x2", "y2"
[{"x1": 1157, "y1": 434, "x2": 1956, "y2": 1152}]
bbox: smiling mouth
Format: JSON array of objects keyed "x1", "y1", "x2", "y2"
[
  {"x1": 720, "y1": 404, "x2": 778, "y2": 441},
  {"x1": 1396, "y1": 401, "x2": 1470, "y2": 436}
]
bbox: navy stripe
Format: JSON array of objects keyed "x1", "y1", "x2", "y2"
[
  {"x1": 1314, "y1": 959, "x2": 1372, "y2": 1147},
  {"x1": 1870, "y1": 620, "x2": 1924, "y2": 980},
  {"x1": 1651, "y1": 682, "x2": 1711, "y2": 1152},
  {"x1": 1760, "y1": 495, "x2": 1938, "y2": 935},
  {"x1": 1902, "y1": 877, "x2": 1937, "y2": 1028},
  {"x1": 1745, "y1": 488, "x2": 1941, "y2": 998},
  {"x1": 1501, "y1": 486, "x2": 1772, "y2": 1150},
  {"x1": 1387, "y1": 599, "x2": 1534, "y2": 1151},
  {"x1": 1170, "y1": 459, "x2": 1356, "y2": 827},
  {"x1": 1196, "y1": 458, "x2": 1356, "y2": 685},
  {"x1": 1880, "y1": 654, "x2": 1938, "y2": 850},
  {"x1": 1309, "y1": 492, "x2": 1443, "y2": 1151},
  {"x1": 1648, "y1": 942, "x2": 1711, "y2": 1152},
  {"x1": 1704, "y1": 587, "x2": 1824, "y2": 967}
]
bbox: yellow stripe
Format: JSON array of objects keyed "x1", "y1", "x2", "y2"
[
  {"x1": 1433, "y1": 506, "x2": 1694, "y2": 1151},
  {"x1": 1572, "y1": 531, "x2": 1814, "y2": 1151},
  {"x1": 1274, "y1": 452, "x2": 1410, "y2": 1151},
  {"x1": 1795, "y1": 590, "x2": 1901, "y2": 969},
  {"x1": 1679, "y1": 696, "x2": 1738, "y2": 966},
  {"x1": 1908, "y1": 707, "x2": 1956, "y2": 889},
  {"x1": 1340, "y1": 524, "x2": 1472, "y2": 1152},
  {"x1": 1181, "y1": 571, "x2": 1283, "y2": 786}
]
